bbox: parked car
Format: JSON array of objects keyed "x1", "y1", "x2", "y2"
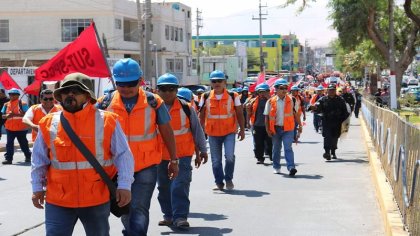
[
  {"x1": 406, "y1": 86, "x2": 420, "y2": 102},
  {"x1": 408, "y1": 78, "x2": 419, "y2": 87},
  {"x1": 183, "y1": 85, "x2": 210, "y2": 94}
]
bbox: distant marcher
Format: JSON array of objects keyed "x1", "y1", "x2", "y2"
[
  {"x1": 354, "y1": 90, "x2": 362, "y2": 118},
  {"x1": 310, "y1": 85, "x2": 325, "y2": 133},
  {"x1": 374, "y1": 88, "x2": 382, "y2": 106},
  {"x1": 1, "y1": 88, "x2": 31, "y2": 164},
  {"x1": 264, "y1": 79, "x2": 302, "y2": 176},
  {"x1": 22, "y1": 89, "x2": 62, "y2": 142},
  {"x1": 0, "y1": 89, "x2": 10, "y2": 140},
  {"x1": 311, "y1": 84, "x2": 349, "y2": 160},
  {"x1": 31, "y1": 73, "x2": 134, "y2": 236},
  {"x1": 380, "y1": 88, "x2": 390, "y2": 107},
  {"x1": 341, "y1": 87, "x2": 355, "y2": 112}
]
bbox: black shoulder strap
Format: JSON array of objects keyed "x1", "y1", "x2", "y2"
[
  {"x1": 198, "y1": 91, "x2": 210, "y2": 112},
  {"x1": 97, "y1": 91, "x2": 115, "y2": 110},
  {"x1": 227, "y1": 91, "x2": 236, "y2": 102},
  {"x1": 145, "y1": 91, "x2": 158, "y2": 109},
  {"x1": 60, "y1": 113, "x2": 117, "y2": 199},
  {"x1": 18, "y1": 100, "x2": 23, "y2": 112},
  {"x1": 178, "y1": 98, "x2": 191, "y2": 121}
]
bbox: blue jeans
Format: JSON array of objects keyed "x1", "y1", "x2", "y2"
[
  {"x1": 157, "y1": 157, "x2": 192, "y2": 221},
  {"x1": 313, "y1": 114, "x2": 322, "y2": 131},
  {"x1": 122, "y1": 165, "x2": 157, "y2": 236},
  {"x1": 5, "y1": 129, "x2": 31, "y2": 161},
  {"x1": 45, "y1": 202, "x2": 110, "y2": 236},
  {"x1": 271, "y1": 127, "x2": 295, "y2": 171},
  {"x1": 208, "y1": 133, "x2": 236, "y2": 185}
]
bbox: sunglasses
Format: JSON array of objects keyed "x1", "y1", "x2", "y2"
[
  {"x1": 158, "y1": 86, "x2": 178, "y2": 92},
  {"x1": 275, "y1": 86, "x2": 288, "y2": 90},
  {"x1": 42, "y1": 97, "x2": 54, "y2": 101},
  {"x1": 116, "y1": 80, "x2": 139, "y2": 88},
  {"x1": 61, "y1": 87, "x2": 84, "y2": 95},
  {"x1": 211, "y1": 79, "x2": 224, "y2": 83}
]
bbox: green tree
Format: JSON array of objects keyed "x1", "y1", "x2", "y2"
[{"x1": 247, "y1": 49, "x2": 260, "y2": 69}]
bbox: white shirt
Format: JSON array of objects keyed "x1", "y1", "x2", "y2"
[
  {"x1": 22, "y1": 105, "x2": 47, "y2": 121},
  {"x1": 263, "y1": 96, "x2": 298, "y2": 126}
]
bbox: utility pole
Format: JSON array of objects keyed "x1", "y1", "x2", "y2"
[
  {"x1": 289, "y1": 32, "x2": 293, "y2": 74},
  {"x1": 196, "y1": 8, "x2": 203, "y2": 78},
  {"x1": 388, "y1": 0, "x2": 397, "y2": 109},
  {"x1": 144, "y1": 0, "x2": 152, "y2": 82},
  {"x1": 136, "y1": 0, "x2": 144, "y2": 69},
  {"x1": 304, "y1": 39, "x2": 307, "y2": 76},
  {"x1": 252, "y1": 0, "x2": 267, "y2": 73}
]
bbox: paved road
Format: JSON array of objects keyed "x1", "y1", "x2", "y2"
[{"x1": 0, "y1": 114, "x2": 384, "y2": 235}]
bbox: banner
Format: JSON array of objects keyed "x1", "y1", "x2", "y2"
[
  {"x1": 249, "y1": 72, "x2": 265, "y2": 92},
  {"x1": 0, "y1": 71, "x2": 21, "y2": 90},
  {"x1": 35, "y1": 22, "x2": 109, "y2": 82},
  {"x1": 24, "y1": 80, "x2": 42, "y2": 96}
]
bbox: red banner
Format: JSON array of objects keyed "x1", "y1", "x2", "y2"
[
  {"x1": 35, "y1": 22, "x2": 109, "y2": 82},
  {"x1": 24, "y1": 80, "x2": 42, "y2": 96},
  {"x1": 0, "y1": 71, "x2": 21, "y2": 90},
  {"x1": 249, "y1": 72, "x2": 266, "y2": 92}
]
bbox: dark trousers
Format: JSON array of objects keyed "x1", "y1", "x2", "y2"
[
  {"x1": 322, "y1": 124, "x2": 341, "y2": 154},
  {"x1": 313, "y1": 114, "x2": 322, "y2": 132},
  {"x1": 354, "y1": 102, "x2": 361, "y2": 118},
  {"x1": 5, "y1": 129, "x2": 31, "y2": 161},
  {"x1": 252, "y1": 126, "x2": 272, "y2": 160}
]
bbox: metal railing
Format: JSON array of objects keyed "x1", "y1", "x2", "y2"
[{"x1": 362, "y1": 98, "x2": 420, "y2": 235}]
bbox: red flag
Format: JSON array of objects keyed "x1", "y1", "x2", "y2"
[
  {"x1": 0, "y1": 71, "x2": 21, "y2": 90},
  {"x1": 35, "y1": 22, "x2": 109, "y2": 82},
  {"x1": 249, "y1": 72, "x2": 266, "y2": 92},
  {"x1": 24, "y1": 80, "x2": 42, "y2": 96}
]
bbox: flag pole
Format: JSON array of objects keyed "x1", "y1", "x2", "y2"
[{"x1": 91, "y1": 21, "x2": 116, "y2": 94}]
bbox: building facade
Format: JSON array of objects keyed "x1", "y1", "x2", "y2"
[
  {"x1": 0, "y1": 0, "x2": 197, "y2": 87},
  {"x1": 192, "y1": 34, "x2": 302, "y2": 75}
]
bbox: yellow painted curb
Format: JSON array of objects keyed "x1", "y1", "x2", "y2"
[{"x1": 360, "y1": 116, "x2": 408, "y2": 236}]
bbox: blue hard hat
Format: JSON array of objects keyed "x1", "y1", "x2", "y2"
[
  {"x1": 256, "y1": 83, "x2": 270, "y2": 91},
  {"x1": 236, "y1": 87, "x2": 243, "y2": 93},
  {"x1": 243, "y1": 86, "x2": 249, "y2": 92},
  {"x1": 290, "y1": 85, "x2": 299, "y2": 91},
  {"x1": 230, "y1": 88, "x2": 237, "y2": 93},
  {"x1": 316, "y1": 85, "x2": 324, "y2": 91},
  {"x1": 177, "y1": 87, "x2": 193, "y2": 102},
  {"x1": 157, "y1": 73, "x2": 179, "y2": 86},
  {"x1": 8, "y1": 88, "x2": 20, "y2": 95},
  {"x1": 209, "y1": 70, "x2": 225, "y2": 80},
  {"x1": 113, "y1": 58, "x2": 143, "y2": 82},
  {"x1": 274, "y1": 79, "x2": 289, "y2": 87}
]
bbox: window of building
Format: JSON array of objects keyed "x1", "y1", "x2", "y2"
[
  {"x1": 187, "y1": 11, "x2": 190, "y2": 18},
  {"x1": 0, "y1": 20, "x2": 9, "y2": 42},
  {"x1": 123, "y1": 18, "x2": 139, "y2": 42},
  {"x1": 165, "y1": 25, "x2": 169, "y2": 40},
  {"x1": 170, "y1": 26, "x2": 174, "y2": 41},
  {"x1": 174, "y1": 27, "x2": 179, "y2": 41},
  {"x1": 115, "y1": 18, "x2": 121, "y2": 29},
  {"x1": 175, "y1": 59, "x2": 183, "y2": 72},
  {"x1": 61, "y1": 19, "x2": 91, "y2": 42},
  {"x1": 166, "y1": 59, "x2": 174, "y2": 72},
  {"x1": 192, "y1": 59, "x2": 197, "y2": 70},
  {"x1": 179, "y1": 28, "x2": 183, "y2": 42}
]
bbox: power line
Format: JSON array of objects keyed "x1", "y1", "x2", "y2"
[{"x1": 196, "y1": 8, "x2": 203, "y2": 78}]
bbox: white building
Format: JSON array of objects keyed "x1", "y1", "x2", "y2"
[{"x1": 0, "y1": 0, "x2": 197, "y2": 88}]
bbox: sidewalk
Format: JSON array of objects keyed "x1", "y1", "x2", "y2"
[{"x1": 0, "y1": 132, "x2": 33, "y2": 152}]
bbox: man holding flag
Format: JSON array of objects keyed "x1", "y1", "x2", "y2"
[{"x1": 1, "y1": 88, "x2": 31, "y2": 164}]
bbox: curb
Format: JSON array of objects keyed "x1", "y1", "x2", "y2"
[
  {"x1": 0, "y1": 142, "x2": 34, "y2": 152},
  {"x1": 360, "y1": 116, "x2": 408, "y2": 236}
]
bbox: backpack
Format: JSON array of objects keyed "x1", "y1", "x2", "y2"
[
  {"x1": 178, "y1": 98, "x2": 191, "y2": 123},
  {"x1": 97, "y1": 90, "x2": 158, "y2": 110},
  {"x1": 198, "y1": 91, "x2": 235, "y2": 112}
]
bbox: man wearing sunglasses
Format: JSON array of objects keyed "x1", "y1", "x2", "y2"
[
  {"x1": 98, "y1": 58, "x2": 177, "y2": 236},
  {"x1": 1, "y1": 88, "x2": 32, "y2": 164},
  {"x1": 264, "y1": 79, "x2": 302, "y2": 176},
  {"x1": 23, "y1": 89, "x2": 62, "y2": 142},
  {"x1": 199, "y1": 70, "x2": 245, "y2": 191},
  {"x1": 155, "y1": 73, "x2": 208, "y2": 229}
]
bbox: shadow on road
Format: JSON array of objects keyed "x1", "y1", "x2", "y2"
[
  {"x1": 161, "y1": 227, "x2": 233, "y2": 236},
  {"x1": 215, "y1": 189, "x2": 270, "y2": 198},
  {"x1": 277, "y1": 173, "x2": 323, "y2": 180},
  {"x1": 297, "y1": 141, "x2": 321, "y2": 144},
  {"x1": 14, "y1": 162, "x2": 31, "y2": 167},
  {"x1": 189, "y1": 212, "x2": 228, "y2": 221},
  {"x1": 325, "y1": 158, "x2": 368, "y2": 164},
  {"x1": 0, "y1": 177, "x2": 6, "y2": 181}
]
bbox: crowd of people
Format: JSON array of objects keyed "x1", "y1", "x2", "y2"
[{"x1": 0, "y1": 58, "x2": 362, "y2": 236}]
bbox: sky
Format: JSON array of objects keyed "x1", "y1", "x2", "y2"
[{"x1": 154, "y1": 0, "x2": 338, "y2": 47}]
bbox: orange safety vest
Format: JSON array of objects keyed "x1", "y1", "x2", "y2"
[
  {"x1": 310, "y1": 94, "x2": 320, "y2": 106},
  {"x1": 267, "y1": 95, "x2": 295, "y2": 134},
  {"x1": 106, "y1": 88, "x2": 162, "y2": 172},
  {"x1": 30, "y1": 104, "x2": 62, "y2": 141},
  {"x1": 4, "y1": 100, "x2": 28, "y2": 131},
  {"x1": 160, "y1": 99, "x2": 195, "y2": 160},
  {"x1": 204, "y1": 90, "x2": 237, "y2": 136},
  {"x1": 38, "y1": 104, "x2": 117, "y2": 208},
  {"x1": 249, "y1": 97, "x2": 260, "y2": 126}
]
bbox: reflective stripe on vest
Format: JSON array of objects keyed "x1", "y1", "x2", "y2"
[
  {"x1": 125, "y1": 106, "x2": 158, "y2": 142},
  {"x1": 49, "y1": 111, "x2": 112, "y2": 170},
  {"x1": 205, "y1": 95, "x2": 234, "y2": 119},
  {"x1": 173, "y1": 108, "x2": 190, "y2": 136}
]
